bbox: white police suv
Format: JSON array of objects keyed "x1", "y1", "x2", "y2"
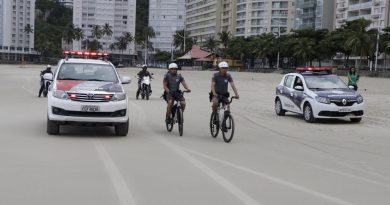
[
  {"x1": 47, "y1": 52, "x2": 131, "y2": 135},
  {"x1": 275, "y1": 67, "x2": 364, "y2": 123}
]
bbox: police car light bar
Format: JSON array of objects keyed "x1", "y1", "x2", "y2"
[
  {"x1": 296, "y1": 67, "x2": 334, "y2": 72},
  {"x1": 63, "y1": 51, "x2": 110, "y2": 56}
]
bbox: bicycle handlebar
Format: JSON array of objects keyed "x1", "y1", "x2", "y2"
[{"x1": 229, "y1": 96, "x2": 239, "y2": 103}]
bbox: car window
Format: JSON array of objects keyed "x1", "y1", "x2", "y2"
[
  {"x1": 293, "y1": 76, "x2": 304, "y2": 89},
  {"x1": 303, "y1": 75, "x2": 348, "y2": 89},
  {"x1": 57, "y1": 63, "x2": 118, "y2": 82},
  {"x1": 284, "y1": 75, "x2": 294, "y2": 88}
]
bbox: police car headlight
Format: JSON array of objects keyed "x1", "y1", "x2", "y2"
[
  {"x1": 315, "y1": 96, "x2": 330, "y2": 104},
  {"x1": 357, "y1": 95, "x2": 364, "y2": 104},
  {"x1": 111, "y1": 93, "x2": 126, "y2": 101},
  {"x1": 53, "y1": 90, "x2": 69, "y2": 100}
]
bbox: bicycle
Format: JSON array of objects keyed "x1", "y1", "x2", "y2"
[
  {"x1": 210, "y1": 96, "x2": 238, "y2": 143},
  {"x1": 165, "y1": 90, "x2": 190, "y2": 136}
]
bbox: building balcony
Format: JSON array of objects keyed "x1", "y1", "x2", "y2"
[
  {"x1": 348, "y1": 2, "x2": 373, "y2": 10},
  {"x1": 347, "y1": 14, "x2": 371, "y2": 21}
]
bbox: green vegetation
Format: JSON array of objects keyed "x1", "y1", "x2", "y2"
[
  {"x1": 173, "y1": 19, "x2": 387, "y2": 70},
  {"x1": 35, "y1": 0, "x2": 72, "y2": 57}
]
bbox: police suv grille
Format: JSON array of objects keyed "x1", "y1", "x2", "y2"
[
  {"x1": 330, "y1": 100, "x2": 356, "y2": 107},
  {"x1": 68, "y1": 93, "x2": 112, "y2": 102}
]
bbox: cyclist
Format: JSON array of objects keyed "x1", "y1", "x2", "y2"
[
  {"x1": 163, "y1": 63, "x2": 191, "y2": 124},
  {"x1": 211, "y1": 61, "x2": 239, "y2": 114}
]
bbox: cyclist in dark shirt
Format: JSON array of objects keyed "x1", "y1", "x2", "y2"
[
  {"x1": 211, "y1": 62, "x2": 239, "y2": 113},
  {"x1": 163, "y1": 63, "x2": 191, "y2": 123}
]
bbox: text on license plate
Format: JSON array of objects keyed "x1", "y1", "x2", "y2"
[
  {"x1": 339, "y1": 108, "x2": 351, "y2": 113},
  {"x1": 81, "y1": 105, "x2": 100, "y2": 112}
]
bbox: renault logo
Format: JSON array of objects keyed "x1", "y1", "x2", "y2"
[
  {"x1": 342, "y1": 99, "x2": 347, "y2": 105},
  {"x1": 87, "y1": 93, "x2": 94, "y2": 100}
]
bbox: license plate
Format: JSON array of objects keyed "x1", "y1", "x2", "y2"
[
  {"x1": 339, "y1": 108, "x2": 351, "y2": 113},
  {"x1": 81, "y1": 105, "x2": 100, "y2": 112}
]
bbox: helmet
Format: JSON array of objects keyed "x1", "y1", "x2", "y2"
[
  {"x1": 168, "y1": 63, "x2": 178, "y2": 69},
  {"x1": 46, "y1": 64, "x2": 51, "y2": 69},
  {"x1": 218, "y1": 62, "x2": 229, "y2": 69},
  {"x1": 142, "y1": 64, "x2": 147, "y2": 68}
]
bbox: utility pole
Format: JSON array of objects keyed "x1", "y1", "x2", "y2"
[{"x1": 374, "y1": 0, "x2": 383, "y2": 72}]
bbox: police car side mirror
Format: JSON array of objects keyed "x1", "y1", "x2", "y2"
[
  {"x1": 294, "y1": 86, "x2": 304, "y2": 91},
  {"x1": 121, "y1": 76, "x2": 131, "y2": 84},
  {"x1": 348, "y1": 85, "x2": 355, "y2": 90}
]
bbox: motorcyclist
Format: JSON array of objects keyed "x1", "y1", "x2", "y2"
[
  {"x1": 38, "y1": 65, "x2": 53, "y2": 97},
  {"x1": 137, "y1": 64, "x2": 153, "y2": 97},
  {"x1": 163, "y1": 63, "x2": 191, "y2": 124}
]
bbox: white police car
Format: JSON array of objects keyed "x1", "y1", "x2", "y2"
[
  {"x1": 47, "y1": 51, "x2": 131, "y2": 135},
  {"x1": 275, "y1": 67, "x2": 364, "y2": 123}
]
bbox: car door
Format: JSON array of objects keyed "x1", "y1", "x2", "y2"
[
  {"x1": 279, "y1": 75, "x2": 296, "y2": 112},
  {"x1": 291, "y1": 76, "x2": 305, "y2": 113}
]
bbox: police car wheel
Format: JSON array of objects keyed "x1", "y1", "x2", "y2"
[
  {"x1": 350, "y1": 118, "x2": 362, "y2": 123},
  {"x1": 303, "y1": 103, "x2": 316, "y2": 123},
  {"x1": 275, "y1": 98, "x2": 285, "y2": 116}
]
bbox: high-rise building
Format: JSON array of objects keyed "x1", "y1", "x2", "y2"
[
  {"x1": 59, "y1": 0, "x2": 74, "y2": 8},
  {"x1": 235, "y1": 0, "x2": 295, "y2": 37},
  {"x1": 149, "y1": 0, "x2": 186, "y2": 52},
  {"x1": 0, "y1": 0, "x2": 35, "y2": 60},
  {"x1": 185, "y1": 0, "x2": 236, "y2": 44},
  {"x1": 72, "y1": 0, "x2": 136, "y2": 55},
  {"x1": 335, "y1": 0, "x2": 390, "y2": 30},
  {"x1": 295, "y1": 0, "x2": 335, "y2": 30}
]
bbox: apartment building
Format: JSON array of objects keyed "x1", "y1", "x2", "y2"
[
  {"x1": 72, "y1": 0, "x2": 136, "y2": 55},
  {"x1": 185, "y1": 0, "x2": 236, "y2": 44},
  {"x1": 295, "y1": 0, "x2": 335, "y2": 30},
  {"x1": 335, "y1": 0, "x2": 390, "y2": 30},
  {"x1": 235, "y1": 0, "x2": 295, "y2": 37},
  {"x1": 0, "y1": 0, "x2": 35, "y2": 60},
  {"x1": 149, "y1": 0, "x2": 186, "y2": 52}
]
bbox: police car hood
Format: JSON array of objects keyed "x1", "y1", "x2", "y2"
[
  {"x1": 314, "y1": 89, "x2": 358, "y2": 100},
  {"x1": 55, "y1": 80, "x2": 122, "y2": 93}
]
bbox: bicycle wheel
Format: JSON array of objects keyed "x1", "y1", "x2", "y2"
[
  {"x1": 166, "y1": 113, "x2": 174, "y2": 132},
  {"x1": 177, "y1": 108, "x2": 183, "y2": 136},
  {"x1": 209, "y1": 112, "x2": 219, "y2": 138},
  {"x1": 222, "y1": 113, "x2": 235, "y2": 143}
]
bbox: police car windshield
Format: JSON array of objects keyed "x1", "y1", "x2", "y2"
[
  {"x1": 57, "y1": 63, "x2": 118, "y2": 83},
  {"x1": 303, "y1": 75, "x2": 348, "y2": 90}
]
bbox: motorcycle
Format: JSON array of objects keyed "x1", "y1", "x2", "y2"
[
  {"x1": 136, "y1": 75, "x2": 152, "y2": 100},
  {"x1": 41, "y1": 73, "x2": 53, "y2": 97}
]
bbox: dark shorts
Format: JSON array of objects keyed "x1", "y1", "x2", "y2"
[
  {"x1": 166, "y1": 91, "x2": 185, "y2": 102},
  {"x1": 209, "y1": 92, "x2": 229, "y2": 104}
]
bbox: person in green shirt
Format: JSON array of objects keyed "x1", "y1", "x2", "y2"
[{"x1": 347, "y1": 67, "x2": 359, "y2": 91}]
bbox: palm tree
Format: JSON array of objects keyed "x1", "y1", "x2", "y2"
[
  {"x1": 253, "y1": 33, "x2": 277, "y2": 68},
  {"x1": 115, "y1": 32, "x2": 134, "y2": 62},
  {"x1": 293, "y1": 38, "x2": 316, "y2": 66},
  {"x1": 24, "y1": 24, "x2": 34, "y2": 35},
  {"x1": 345, "y1": 19, "x2": 376, "y2": 69},
  {"x1": 62, "y1": 24, "x2": 75, "y2": 50},
  {"x1": 173, "y1": 29, "x2": 192, "y2": 53},
  {"x1": 74, "y1": 27, "x2": 84, "y2": 41},
  {"x1": 102, "y1": 23, "x2": 113, "y2": 52},
  {"x1": 91, "y1": 25, "x2": 102, "y2": 51},
  {"x1": 23, "y1": 24, "x2": 34, "y2": 62},
  {"x1": 205, "y1": 37, "x2": 218, "y2": 54},
  {"x1": 140, "y1": 26, "x2": 155, "y2": 64},
  {"x1": 218, "y1": 31, "x2": 232, "y2": 58}
]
